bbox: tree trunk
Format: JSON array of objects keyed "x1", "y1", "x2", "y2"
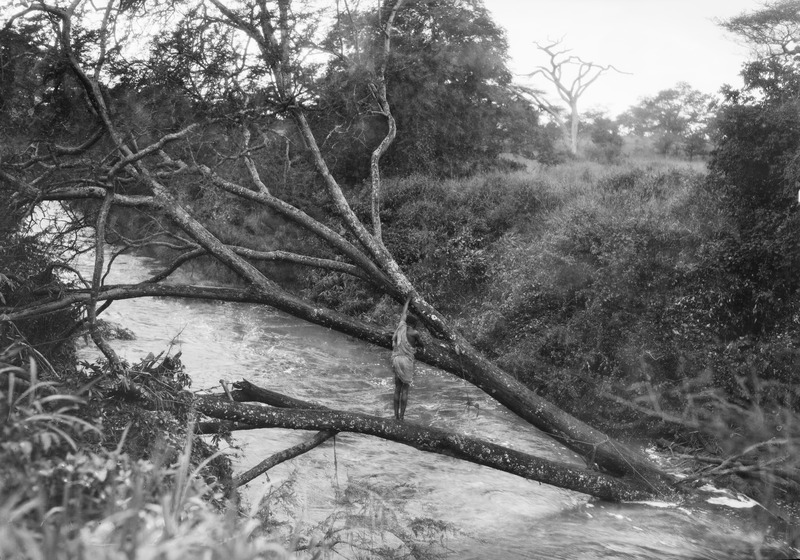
[
  {"x1": 194, "y1": 394, "x2": 663, "y2": 502},
  {"x1": 570, "y1": 101, "x2": 580, "y2": 155}
]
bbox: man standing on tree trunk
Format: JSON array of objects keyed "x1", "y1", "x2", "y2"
[{"x1": 392, "y1": 296, "x2": 423, "y2": 420}]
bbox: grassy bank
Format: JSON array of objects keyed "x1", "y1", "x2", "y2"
[
  {"x1": 367, "y1": 161, "x2": 798, "y2": 514},
  {"x1": 0, "y1": 336, "x2": 287, "y2": 558},
  {"x1": 0, "y1": 221, "x2": 288, "y2": 557}
]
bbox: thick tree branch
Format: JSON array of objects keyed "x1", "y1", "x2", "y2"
[
  {"x1": 87, "y1": 191, "x2": 122, "y2": 370},
  {"x1": 194, "y1": 396, "x2": 659, "y2": 502}
]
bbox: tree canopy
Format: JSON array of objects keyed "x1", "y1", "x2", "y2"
[
  {"x1": 619, "y1": 82, "x2": 714, "y2": 156},
  {"x1": 721, "y1": 0, "x2": 800, "y2": 58},
  {"x1": 317, "y1": 0, "x2": 540, "y2": 178}
]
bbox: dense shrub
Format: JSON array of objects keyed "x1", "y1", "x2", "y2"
[
  {"x1": 707, "y1": 97, "x2": 800, "y2": 338},
  {"x1": 370, "y1": 172, "x2": 557, "y2": 311},
  {"x1": 442, "y1": 165, "x2": 743, "y2": 427}
]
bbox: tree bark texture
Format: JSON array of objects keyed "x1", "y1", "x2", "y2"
[{"x1": 194, "y1": 395, "x2": 660, "y2": 502}]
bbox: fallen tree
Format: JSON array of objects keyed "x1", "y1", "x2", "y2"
[
  {"x1": 195, "y1": 383, "x2": 658, "y2": 502},
  {"x1": 1, "y1": 0, "x2": 676, "y2": 501}
]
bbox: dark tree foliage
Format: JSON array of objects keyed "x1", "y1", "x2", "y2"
[
  {"x1": 708, "y1": 57, "x2": 800, "y2": 336},
  {"x1": 317, "y1": 0, "x2": 542, "y2": 180},
  {"x1": 0, "y1": 20, "x2": 93, "y2": 136},
  {"x1": 738, "y1": 58, "x2": 800, "y2": 102}
]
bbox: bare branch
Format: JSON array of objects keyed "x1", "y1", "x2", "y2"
[
  {"x1": 143, "y1": 244, "x2": 372, "y2": 285},
  {"x1": 364, "y1": 0, "x2": 406, "y2": 241},
  {"x1": 107, "y1": 123, "x2": 202, "y2": 178},
  {"x1": 87, "y1": 190, "x2": 122, "y2": 370},
  {"x1": 234, "y1": 429, "x2": 336, "y2": 487},
  {"x1": 241, "y1": 127, "x2": 271, "y2": 195}
]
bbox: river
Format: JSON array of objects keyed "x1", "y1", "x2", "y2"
[{"x1": 76, "y1": 251, "x2": 790, "y2": 559}]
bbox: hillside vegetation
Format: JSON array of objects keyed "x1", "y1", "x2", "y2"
[{"x1": 337, "y1": 162, "x2": 798, "y2": 458}]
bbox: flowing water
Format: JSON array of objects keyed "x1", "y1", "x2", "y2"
[{"x1": 76, "y1": 252, "x2": 790, "y2": 559}]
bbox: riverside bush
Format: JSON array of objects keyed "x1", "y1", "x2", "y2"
[
  {"x1": 0, "y1": 342, "x2": 297, "y2": 559},
  {"x1": 446, "y1": 164, "x2": 750, "y2": 428},
  {"x1": 371, "y1": 172, "x2": 561, "y2": 311}
]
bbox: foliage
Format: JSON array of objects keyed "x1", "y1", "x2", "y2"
[
  {"x1": 619, "y1": 82, "x2": 715, "y2": 156},
  {"x1": 682, "y1": 131, "x2": 708, "y2": 160},
  {"x1": 366, "y1": 172, "x2": 553, "y2": 311},
  {"x1": 317, "y1": 0, "x2": 544, "y2": 179},
  {"x1": 708, "y1": 6, "x2": 800, "y2": 339},
  {"x1": 466, "y1": 165, "x2": 712, "y2": 378},
  {"x1": 720, "y1": 0, "x2": 800, "y2": 59},
  {"x1": 0, "y1": 339, "x2": 293, "y2": 560},
  {"x1": 370, "y1": 159, "x2": 793, "y2": 518},
  {"x1": 328, "y1": 478, "x2": 455, "y2": 559},
  {"x1": 582, "y1": 111, "x2": 624, "y2": 163},
  {"x1": 0, "y1": 20, "x2": 92, "y2": 135}
]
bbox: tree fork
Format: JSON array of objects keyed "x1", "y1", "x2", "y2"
[{"x1": 221, "y1": 380, "x2": 337, "y2": 487}]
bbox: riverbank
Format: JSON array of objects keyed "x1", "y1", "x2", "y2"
[
  {"x1": 372, "y1": 162, "x2": 799, "y2": 526},
  {"x1": 0, "y1": 217, "x2": 285, "y2": 558},
  {"x1": 67, "y1": 250, "x2": 795, "y2": 559}
]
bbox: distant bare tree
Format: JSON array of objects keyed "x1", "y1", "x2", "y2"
[{"x1": 517, "y1": 39, "x2": 624, "y2": 155}]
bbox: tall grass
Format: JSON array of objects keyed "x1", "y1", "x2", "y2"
[{"x1": 0, "y1": 344, "x2": 294, "y2": 560}]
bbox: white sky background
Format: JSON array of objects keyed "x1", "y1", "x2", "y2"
[{"x1": 486, "y1": 0, "x2": 764, "y2": 116}]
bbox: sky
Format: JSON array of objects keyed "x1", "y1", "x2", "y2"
[{"x1": 486, "y1": 0, "x2": 765, "y2": 116}]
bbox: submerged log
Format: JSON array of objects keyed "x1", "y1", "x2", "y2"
[{"x1": 194, "y1": 391, "x2": 669, "y2": 502}]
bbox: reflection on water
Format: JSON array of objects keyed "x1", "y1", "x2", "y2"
[{"x1": 77, "y1": 253, "x2": 787, "y2": 559}]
